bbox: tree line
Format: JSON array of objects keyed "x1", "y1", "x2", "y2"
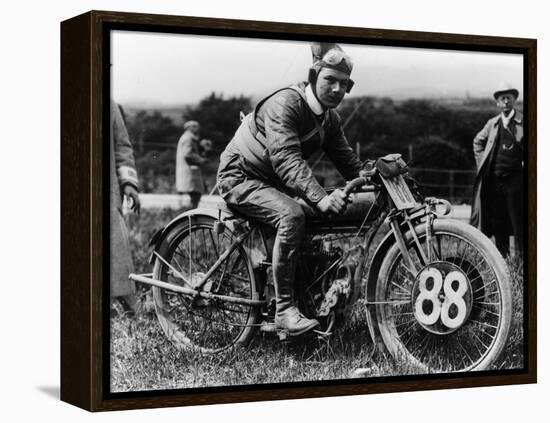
[{"x1": 123, "y1": 92, "x2": 519, "y2": 195}]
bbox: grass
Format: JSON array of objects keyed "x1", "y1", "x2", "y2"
[
  {"x1": 110, "y1": 302, "x2": 392, "y2": 392},
  {"x1": 110, "y1": 208, "x2": 525, "y2": 392},
  {"x1": 492, "y1": 254, "x2": 525, "y2": 370}
]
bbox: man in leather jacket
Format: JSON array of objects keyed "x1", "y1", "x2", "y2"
[{"x1": 217, "y1": 44, "x2": 372, "y2": 336}]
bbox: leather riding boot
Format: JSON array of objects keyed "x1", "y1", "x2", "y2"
[{"x1": 272, "y1": 237, "x2": 319, "y2": 336}]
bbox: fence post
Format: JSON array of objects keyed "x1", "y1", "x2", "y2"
[{"x1": 449, "y1": 170, "x2": 455, "y2": 203}]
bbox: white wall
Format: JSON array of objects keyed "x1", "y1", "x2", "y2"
[{"x1": 2, "y1": 0, "x2": 545, "y2": 421}]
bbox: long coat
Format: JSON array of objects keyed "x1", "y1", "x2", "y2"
[
  {"x1": 470, "y1": 110, "x2": 524, "y2": 236},
  {"x1": 110, "y1": 100, "x2": 139, "y2": 297},
  {"x1": 176, "y1": 130, "x2": 206, "y2": 193}
]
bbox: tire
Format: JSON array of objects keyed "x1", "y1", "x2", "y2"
[
  {"x1": 152, "y1": 214, "x2": 260, "y2": 353},
  {"x1": 375, "y1": 219, "x2": 512, "y2": 372}
]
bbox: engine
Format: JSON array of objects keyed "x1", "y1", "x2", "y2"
[{"x1": 296, "y1": 235, "x2": 359, "y2": 323}]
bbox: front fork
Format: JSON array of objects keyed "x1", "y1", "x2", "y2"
[
  {"x1": 387, "y1": 201, "x2": 442, "y2": 275},
  {"x1": 388, "y1": 217, "x2": 419, "y2": 275}
]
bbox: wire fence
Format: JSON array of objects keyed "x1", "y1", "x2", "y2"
[
  {"x1": 136, "y1": 145, "x2": 476, "y2": 205},
  {"x1": 312, "y1": 159, "x2": 476, "y2": 205},
  {"x1": 408, "y1": 167, "x2": 476, "y2": 204}
]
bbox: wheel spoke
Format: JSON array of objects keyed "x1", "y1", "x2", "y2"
[
  {"x1": 472, "y1": 304, "x2": 500, "y2": 318},
  {"x1": 418, "y1": 336, "x2": 434, "y2": 362},
  {"x1": 399, "y1": 318, "x2": 421, "y2": 339},
  {"x1": 456, "y1": 336, "x2": 475, "y2": 366},
  {"x1": 391, "y1": 280, "x2": 411, "y2": 295},
  {"x1": 395, "y1": 317, "x2": 417, "y2": 328},
  {"x1": 389, "y1": 311, "x2": 414, "y2": 318},
  {"x1": 469, "y1": 319, "x2": 498, "y2": 330},
  {"x1": 174, "y1": 248, "x2": 201, "y2": 273},
  {"x1": 473, "y1": 278, "x2": 497, "y2": 294},
  {"x1": 473, "y1": 291, "x2": 499, "y2": 301},
  {"x1": 409, "y1": 334, "x2": 430, "y2": 358},
  {"x1": 371, "y1": 299, "x2": 411, "y2": 305}
]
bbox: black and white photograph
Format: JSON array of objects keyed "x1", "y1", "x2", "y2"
[
  {"x1": 5, "y1": 0, "x2": 548, "y2": 419},
  {"x1": 107, "y1": 28, "x2": 527, "y2": 394}
]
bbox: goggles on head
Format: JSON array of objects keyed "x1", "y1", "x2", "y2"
[{"x1": 315, "y1": 48, "x2": 354, "y2": 75}]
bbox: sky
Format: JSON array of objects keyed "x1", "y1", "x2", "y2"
[{"x1": 111, "y1": 30, "x2": 524, "y2": 107}]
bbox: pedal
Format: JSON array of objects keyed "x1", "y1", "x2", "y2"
[
  {"x1": 277, "y1": 330, "x2": 290, "y2": 341},
  {"x1": 261, "y1": 324, "x2": 292, "y2": 344},
  {"x1": 260, "y1": 321, "x2": 277, "y2": 333}
]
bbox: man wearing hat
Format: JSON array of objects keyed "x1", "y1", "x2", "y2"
[
  {"x1": 217, "y1": 43, "x2": 374, "y2": 337},
  {"x1": 176, "y1": 120, "x2": 212, "y2": 209},
  {"x1": 470, "y1": 85, "x2": 524, "y2": 257}
]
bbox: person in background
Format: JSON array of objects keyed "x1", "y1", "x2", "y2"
[
  {"x1": 470, "y1": 85, "x2": 524, "y2": 258},
  {"x1": 176, "y1": 120, "x2": 213, "y2": 209},
  {"x1": 110, "y1": 100, "x2": 141, "y2": 316}
]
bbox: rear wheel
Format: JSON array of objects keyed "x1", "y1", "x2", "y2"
[
  {"x1": 375, "y1": 219, "x2": 511, "y2": 372},
  {"x1": 152, "y1": 215, "x2": 259, "y2": 353}
]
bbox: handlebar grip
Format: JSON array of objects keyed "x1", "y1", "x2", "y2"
[
  {"x1": 425, "y1": 197, "x2": 452, "y2": 216},
  {"x1": 343, "y1": 177, "x2": 368, "y2": 196},
  {"x1": 435, "y1": 198, "x2": 452, "y2": 216}
]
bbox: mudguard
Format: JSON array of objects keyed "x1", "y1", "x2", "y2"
[
  {"x1": 148, "y1": 206, "x2": 269, "y2": 269},
  {"x1": 364, "y1": 229, "x2": 397, "y2": 301},
  {"x1": 148, "y1": 207, "x2": 235, "y2": 263}
]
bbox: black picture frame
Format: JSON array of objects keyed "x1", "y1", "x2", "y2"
[{"x1": 60, "y1": 10, "x2": 537, "y2": 411}]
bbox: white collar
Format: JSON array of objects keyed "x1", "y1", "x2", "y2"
[
  {"x1": 500, "y1": 109, "x2": 515, "y2": 127},
  {"x1": 305, "y1": 84, "x2": 326, "y2": 116}
]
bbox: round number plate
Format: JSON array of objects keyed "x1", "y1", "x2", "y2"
[{"x1": 411, "y1": 262, "x2": 473, "y2": 335}]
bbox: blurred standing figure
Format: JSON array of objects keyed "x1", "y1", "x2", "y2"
[
  {"x1": 470, "y1": 85, "x2": 524, "y2": 257},
  {"x1": 110, "y1": 100, "x2": 141, "y2": 314},
  {"x1": 176, "y1": 120, "x2": 212, "y2": 209}
]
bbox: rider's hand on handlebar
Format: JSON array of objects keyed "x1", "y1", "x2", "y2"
[{"x1": 316, "y1": 189, "x2": 349, "y2": 214}]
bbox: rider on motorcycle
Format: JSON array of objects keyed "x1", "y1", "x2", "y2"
[{"x1": 217, "y1": 43, "x2": 370, "y2": 337}]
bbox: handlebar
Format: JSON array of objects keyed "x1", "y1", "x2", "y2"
[
  {"x1": 344, "y1": 176, "x2": 375, "y2": 196},
  {"x1": 426, "y1": 197, "x2": 452, "y2": 216},
  {"x1": 342, "y1": 168, "x2": 379, "y2": 196}
]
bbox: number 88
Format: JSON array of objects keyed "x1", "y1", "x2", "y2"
[{"x1": 415, "y1": 268, "x2": 468, "y2": 329}]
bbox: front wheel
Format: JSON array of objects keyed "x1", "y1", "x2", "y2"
[
  {"x1": 374, "y1": 219, "x2": 512, "y2": 373},
  {"x1": 152, "y1": 214, "x2": 260, "y2": 354}
]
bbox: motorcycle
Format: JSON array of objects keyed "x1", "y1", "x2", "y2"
[{"x1": 129, "y1": 158, "x2": 511, "y2": 373}]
